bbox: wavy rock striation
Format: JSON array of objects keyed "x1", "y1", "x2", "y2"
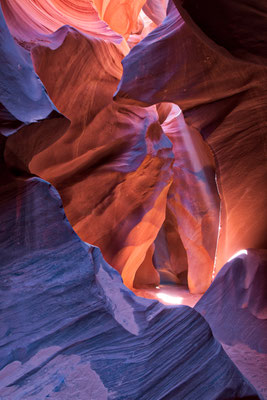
[
  {"x1": 0, "y1": 4, "x2": 68, "y2": 138},
  {"x1": 1, "y1": 0, "x2": 122, "y2": 45},
  {"x1": 3, "y1": 18, "x2": 175, "y2": 289},
  {"x1": 92, "y1": 0, "x2": 146, "y2": 38},
  {"x1": 195, "y1": 249, "x2": 267, "y2": 354},
  {"x1": 142, "y1": 0, "x2": 168, "y2": 26},
  {"x1": 0, "y1": 1, "x2": 266, "y2": 397},
  {"x1": 155, "y1": 103, "x2": 219, "y2": 292},
  {"x1": 2, "y1": 0, "x2": 224, "y2": 293},
  {"x1": 0, "y1": 167, "x2": 261, "y2": 399},
  {"x1": 115, "y1": 0, "x2": 267, "y2": 283}
]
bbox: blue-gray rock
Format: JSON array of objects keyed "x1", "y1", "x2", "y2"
[
  {"x1": 195, "y1": 250, "x2": 267, "y2": 354},
  {"x1": 0, "y1": 170, "x2": 261, "y2": 399}
]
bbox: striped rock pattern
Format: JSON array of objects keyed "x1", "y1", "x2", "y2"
[
  {"x1": 195, "y1": 249, "x2": 267, "y2": 354},
  {"x1": 0, "y1": 172, "x2": 261, "y2": 400},
  {"x1": 115, "y1": 0, "x2": 267, "y2": 281}
]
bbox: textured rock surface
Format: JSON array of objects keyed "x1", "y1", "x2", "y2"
[
  {"x1": 142, "y1": 0, "x2": 168, "y2": 25},
  {"x1": 157, "y1": 104, "x2": 219, "y2": 293},
  {"x1": 174, "y1": 0, "x2": 267, "y2": 65},
  {"x1": 195, "y1": 250, "x2": 267, "y2": 354},
  {"x1": 2, "y1": 0, "x2": 224, "y2": 293},
  {"x1": 0, "y1": 1, "x2": 266, "y2": 398},
  {"x1": 4, "y1": 25, "x2": 175, "y2": 290},
  {"x1": 0, "y1": 169, "x2": 261, "y2": 399},
  {"x1": 2, "y1": 0, "x2": 177, "y2": 291},
  {"x1": 115, "y1": 0, "x2": 267, "y2": 279},
  {"x1": 0, "y1": 4, "x2": 67, "y2": 137},
  {"x1": 222, "y1": 343, "x2": 267, "y2": 400},
  {"x1": 1, "y1": 0, "x2": 122, "y2": 44},
  {"x1": 92, "y1": 0, "x2": 146, "y2": 38}
]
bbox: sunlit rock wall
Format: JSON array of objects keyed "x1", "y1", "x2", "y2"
[
  {"x1": 195, "y1": 249, "x2": 267, "y2": 354},
  {"x1": 1, "y1": 0, "x2": 211, "y2": 293},
  {"x1": 0, "y1": 0, "x2": 266, "y2": 398},
  {"x1": 0, "y1": 134, "x2": 261, "y2": 399},
  {"x1": 0, "y1": 168, "x2": 260, "y2": 399},
  {"x1": 1, "y1": 0, "x2": 122, "y2": 44},
  {"x1": 1, "y1": 0, "x2": 266, "y2": 295},
  {"x1": 158, "y1": 104, "x2": 219, "y2": 292},
  {"x1": 4, "y1": 25, "x2": 174, "y2": 290},
  {"x1": 115, "y1": 0, "x2": 267, "y2": 279}
]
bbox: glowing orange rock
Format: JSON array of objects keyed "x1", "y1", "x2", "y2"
[
  {"x1": 5, "y1": 27, "x2": 173, "y2": 289},
  {"x1": 92, "y1": 0, "x2": 146, "y2": 37},
  {"x1": 1, "y1": 0, "x2": 122, "y2": 44},
  {"x1": 2, "y1": 0, "x2": 221, "y2": 293},
  {"x1": 158, "y1": 104, "x2": 220, "y2": 293},
  {"x1": 115, "y1": 0, "x2": 267, "y2": 283}
]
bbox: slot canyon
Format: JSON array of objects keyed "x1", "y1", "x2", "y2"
[{"x1": 0, "y1": 0, "x2": 266, "y2": 399}]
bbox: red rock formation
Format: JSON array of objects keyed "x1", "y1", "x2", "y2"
[
  {"x1": 0, "y1": 3, "x2": 69, "y2": 156},
  {"x1": 115, "y1": 0, "x2": 267, "y2": 285},
  {"x1": 0, "y1": 0, "x2": 224, "y2": 293},
  {"x1": 0, "y1": 168, "x2": 260, "y2": 399},
  {"x1": 2, "y1": 0, "x2": 266, "y2": 295},
  {"x1": 0, "y1": 1, "x2": 266, "y2": 397},
  {"x1": 158, "y1": 104, "x2": 219, "y2": 292},
  {"x1": 92, "y1": 0, "x2": 146, "y2": 38},
  {"x1": 4, "y1": 23, "x2": 174, "y2": 290},
  {"x1": 2, "y1": 0, "x2": 177, "y2": 291},
  {"x1": 1, "y1": 0, "x2": 122, "y2": 44},
  {"x1": 174, "y1": 0, "x2": 267, "y2": 65}
]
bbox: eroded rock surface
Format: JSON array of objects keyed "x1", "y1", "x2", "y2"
[
  {"x1": 4, "y1": 25, "x2": 175, "y2": 289},
  {"x1": 1, "y1": 0, "x2": 225, "y2": 293},
  {"x1": 157, "y1": 104, "x2": 219, "y2": 293},
  {"x1": 195, "y1": 249, "x2": 267, "y2": 354},
  {"x1": 92, "y1": 0, "x2": 146, "y2": 38},
  {"x1": 115, "y1": 0, "x2": 267, "y2": 280},
  {"x1": 0, "y1": 1, "x2": 266, "y2": 398},
  {"x1": 0, "y1": 4, "x2": 67, "y2": 137},
  {"x1": 1, "y1": 0, "x2": 122, "y2": 44},
  {"x1": 0, "y1": 169, "x2": 261, "y2": 399}
]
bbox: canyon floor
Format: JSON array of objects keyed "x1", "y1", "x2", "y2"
[{"x1": 135, "y1": 284, "x2": 267, "y2": 400}]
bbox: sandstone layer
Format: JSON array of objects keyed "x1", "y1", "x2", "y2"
[
  {"x1": 115, "y1": 0, "x2": 267, "y2": 280},
  {"x1": 195, "y1": 249, "x2": 267, "y2": 354},
  {"x1": 0, "y1": 168, "x2": 261, "y2": 399}
]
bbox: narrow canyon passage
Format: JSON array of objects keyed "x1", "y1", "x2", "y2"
[{"x1": 0, "y1": 0, "x2": 266, "y2": 399}]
